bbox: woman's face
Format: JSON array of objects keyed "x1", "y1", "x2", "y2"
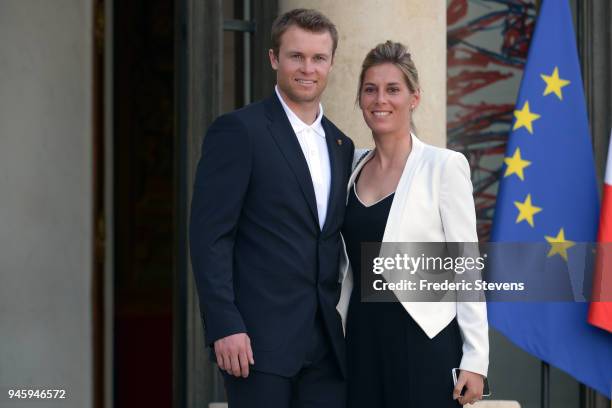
[{"x1": 359, "y1": 63, "x2": 419, "y2": 137}]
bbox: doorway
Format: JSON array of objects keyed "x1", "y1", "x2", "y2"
[
  {"x1": 112, "y1": 1, "x2": 176, "y2": 407},
  {"x1": 96, "y1": 1, "x2": 278, "y2": 407}
]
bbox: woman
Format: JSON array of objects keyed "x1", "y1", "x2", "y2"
[{"x1": 339, "y1": 41, "x2": 489, "y2": 407}]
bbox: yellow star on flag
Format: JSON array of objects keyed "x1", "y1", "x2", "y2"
[
  {"x1": 545, "y1": 228, "x2": 575, "y2": 261},
  {"x1": 514, "y1": 194, "x2": 542, "y2": 227},
  {"x1": 504, "y1": 147, "x2": 531, "y2": 181},
  {"x1": 541, "y1": 67, "x2": 570, "y2": 100},
  {"x1": 513, "y1": 101, "x2": 541, "y2": 134}
]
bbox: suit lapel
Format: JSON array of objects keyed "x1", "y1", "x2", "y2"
[
  {"x1": 346, "y1": 134, "x2": 424, "y2": 242},
  {"x1": 382, "y1": 133, "x2": 424, "y2": 242},
  {"x1": 265, "y1": 96, "x2": 320, "y2": 227},
  {"x1": 321, "y1": 118, "x2": 342, "y2": 233}
]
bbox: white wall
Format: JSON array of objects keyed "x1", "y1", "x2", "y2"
[{"x1": 0, "y1": 1, "x2": 93, "y2": 407}]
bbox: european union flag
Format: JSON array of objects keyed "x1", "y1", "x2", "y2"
[{"x1": 490, "y1": 0, "x2": 612, "y2": 397}]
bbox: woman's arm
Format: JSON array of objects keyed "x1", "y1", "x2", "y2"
[{"x1": 439, "y1": 152, "x2": 489, "y2": 377}]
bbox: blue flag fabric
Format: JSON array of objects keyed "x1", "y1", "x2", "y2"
[{"x1": 489, "y1": 0, "x2": 612, "y2": 397}]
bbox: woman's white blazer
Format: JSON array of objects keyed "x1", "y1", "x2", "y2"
[{"x1": 336, "y1": 133, "x2": 489, "y2": 377}]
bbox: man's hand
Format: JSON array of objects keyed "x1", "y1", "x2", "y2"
[
  {"x1": 214, "y1": 333, "x2": 255, "y2": 378},
  {"x1": 453, "y1": 369, "x2": 484, "y2": 405}
]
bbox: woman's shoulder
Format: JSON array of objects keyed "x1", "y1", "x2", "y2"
[
  {"x1": 418, "y1": 139, "x2": 468, "y2": 169},
  {"x1": 352, "y1": 148, "x2": 371, "y2": 170}
]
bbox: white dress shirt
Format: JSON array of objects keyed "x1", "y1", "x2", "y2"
[{"x1": 275, "y1": 86, "x2": 331, "y2": 229}]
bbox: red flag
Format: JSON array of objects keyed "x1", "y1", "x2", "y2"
[{"x1": 588, "y1": 131, "x2": 612, "y2": 332}]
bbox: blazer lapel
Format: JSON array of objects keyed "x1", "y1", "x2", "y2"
[
  {"x1": 345, "y1": 134, "x2": 424, "y2": 241},
  {"x1": 347, "y1": 149, "x2": 375, "y2": 202},
  {"x1": 382, "y1": 133, "x2": 424, "y2": 242},
  {"x1": 264, "y1": 95, "x2": 320, "y2": 226},
  {"x1": 321, "y1": 118, "x2": 342, "y2": 233}
]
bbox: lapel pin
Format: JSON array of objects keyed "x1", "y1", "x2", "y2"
[{"x1": 336, "y1": 139, "x2": 343, "y2": 146}]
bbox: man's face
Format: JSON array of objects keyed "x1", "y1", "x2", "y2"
[{"x1": 269, "y1": 25, "x2": 334, "y2": 108}]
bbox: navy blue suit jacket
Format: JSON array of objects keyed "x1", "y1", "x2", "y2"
[{"x1": 189, "y1": 94, "x2": 354, "y2": 377}]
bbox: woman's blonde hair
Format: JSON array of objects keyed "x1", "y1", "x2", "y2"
[{"x1": 357, "y1": 41, "x2": 420, "y2": 130}]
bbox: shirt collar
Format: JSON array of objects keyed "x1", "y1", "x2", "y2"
[{"x1": 275, "y1": 85, "x2": 325, "y2": 138}]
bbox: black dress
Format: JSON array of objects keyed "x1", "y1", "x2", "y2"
[{"x1": 342, "y1": 181, "x2": 463, "y2": 408}]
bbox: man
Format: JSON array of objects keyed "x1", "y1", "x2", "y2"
[{"x1": 190, "y1": 9, "x2": 354, "y2": 408}]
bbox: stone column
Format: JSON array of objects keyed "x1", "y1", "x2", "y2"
[
  {"x1": 0, "y1": 1, "x2": 94, "y2": 407},
  {"x1": 279, "y1": 0, "x2": 447, "y2": 148}
]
